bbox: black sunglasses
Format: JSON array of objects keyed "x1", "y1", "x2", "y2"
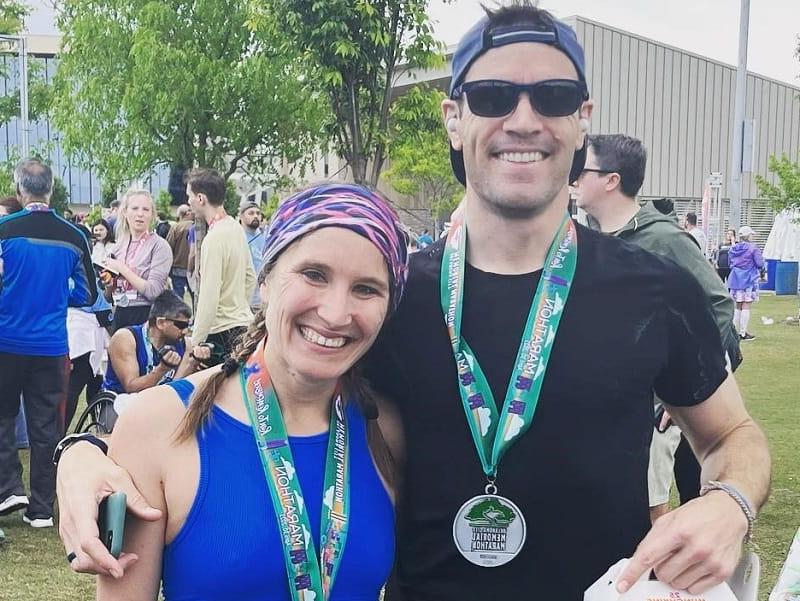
[
  {"x1": 165, "y1": 318, "x2": 190, "y2": 330},
  {"x1": 453, "y1": 79, "x2": 588, "y2": 119},
  {"x1": 579, "y1": 168, "x2": 614, "y2": 177}
]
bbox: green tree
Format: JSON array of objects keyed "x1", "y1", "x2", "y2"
[
  {"x1": 223, "y1": 180, "x2": 240, "y2": 218},
  {"x1": 101, "y1": 182, "x2": 119, "y2": 208},
  {"x1": 257, "y1": 0, "x2": 446, "y2": 185},
  {"x1": 0, "y1": 0, "x2": 26, "y2": 34},
  {"x1": 261, "y1": 193, "x2": 280, "y2": 222},
  {"x1": 85, "y1": 203, "x2": 103, "y2": 225},
  {"x1": 155, "y1": 189, "x2": 172, "y2": 218},
  {"x1": 464, "y1": 498, "x2": 516, "y2": 526},
  {"x1": 52, "y1": 0, "x2": 324, "y2": 186},
  {"x1": 0, "y1": 1, "x2": 54, "y2": 130},
  {"x1": 755, "y1": 154, "x2": 800, "y2": 214},
  {"x1": 383, "y1": 86, "x2": 461, "y2": 222},
  {"x1": 50, "y1": 176, "x2": 70, "y2": 216}
]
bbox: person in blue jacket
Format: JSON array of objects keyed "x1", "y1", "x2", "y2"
[{"x1": 0, "y1": 158, "x2": 97, "y2": 528}]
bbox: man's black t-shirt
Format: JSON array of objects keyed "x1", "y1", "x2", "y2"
[{"x1": 365, "y1": 223, "x2": 727, "y2": 601}]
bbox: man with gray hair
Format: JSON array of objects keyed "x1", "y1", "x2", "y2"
[{"x1": 0, "y1": 158, "x2": 97, "y2": 527}]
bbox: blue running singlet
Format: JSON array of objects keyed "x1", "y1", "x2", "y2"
[{"x1": 161, "y1": 380, "x2": 395, "y2": 601}]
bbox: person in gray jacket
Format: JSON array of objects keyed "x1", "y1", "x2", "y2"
[{"x1": 574, "y1": 133, "x2": 741, "y2": 523}]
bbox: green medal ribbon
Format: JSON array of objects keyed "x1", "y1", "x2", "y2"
[
  {"x1": 240, "y1": 340, "x2": 349, "y2": 601},
  {"x1": 440, "y1": 214, "x2": 578, "y2": 480}
]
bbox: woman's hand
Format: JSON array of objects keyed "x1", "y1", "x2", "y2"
[
  {"x1": 57, "y1": 442, "x2": 162, "y2": 577},
  {"x1": 103, "y1": 257, "x2": 127, "y2": 279}
]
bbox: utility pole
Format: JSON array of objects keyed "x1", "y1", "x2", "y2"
[
  {"x1": 728, "y1": 0, "x2": 750, "y2": 231},
  {"x1": 0, "y1": 35, "x2": 29, "y2": 157}
]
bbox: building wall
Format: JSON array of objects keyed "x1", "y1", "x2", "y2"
[
  {"x1": 0, "y1": 52, "x2": 169, "y2": 208},
  {"x1": 572, "y1": 17, "x2": 800, "y2": 201},
  {"x1": 570, "y1": 17, "x2": 800, "y2": 244}
]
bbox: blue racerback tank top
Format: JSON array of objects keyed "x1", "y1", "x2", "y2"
[{"x1": 161, "y1": 380, "x2": 395, "y2": 601}]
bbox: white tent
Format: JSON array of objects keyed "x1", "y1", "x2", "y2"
[{"x1": 763, "y1": 210, "x2": 800, "y2": 261}]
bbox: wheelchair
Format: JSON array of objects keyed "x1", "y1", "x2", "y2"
[{"x1": 73, "y1": 390, "x2": 119, "y2": 435}]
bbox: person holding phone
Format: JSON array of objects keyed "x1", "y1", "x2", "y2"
[
  {"x1": 92, "y1": 184, "x2": 406, "y2": 600},
  {"x1": 103, "y1": 189, "x2": 173, "y2": 332}
]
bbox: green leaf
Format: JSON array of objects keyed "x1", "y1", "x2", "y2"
[
  {"x1": 51, "y1": 0, "x2": 326, "y2": 186},
  {"x1": 258, "y1": 0, "x2": 443, "y2": 185},
  {"x1": 383, "y1": 85, "x2": 461, "y2": 220},
  {"x1": 755, "y1": 153, "x2": 800, "y2": 214}
]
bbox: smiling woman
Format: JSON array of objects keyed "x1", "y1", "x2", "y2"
[{"x1": 95, "y1": 183, "x2": 409, "y2": 601}]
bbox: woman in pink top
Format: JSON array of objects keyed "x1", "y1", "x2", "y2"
[{"x1": 102, "y1": 189, "x2": 173, "y2": 331}]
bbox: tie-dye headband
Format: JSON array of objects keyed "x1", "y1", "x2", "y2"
[{"x1": 262, "y1": 184, "x2": 410, "y2": 312}]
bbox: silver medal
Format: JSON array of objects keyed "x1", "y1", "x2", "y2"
[{"x1": 452, "y1": 493, "x2": 526, "y2": 567}]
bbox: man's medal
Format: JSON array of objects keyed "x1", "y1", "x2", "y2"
[{"x1": 441, "y1": 214, "x2": 578, "y2": 567}]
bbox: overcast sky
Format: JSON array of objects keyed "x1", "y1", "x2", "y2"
[
  {"x1": 24, "y1": 0, "x2": 800, "y2": 86},
  {"x1": 428, "y1": 0, "x2": 800, "y2": 86}
]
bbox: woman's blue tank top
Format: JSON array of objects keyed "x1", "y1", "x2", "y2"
[{"x1": 161, "y1": 380, "x2": 395, "y2": 601}]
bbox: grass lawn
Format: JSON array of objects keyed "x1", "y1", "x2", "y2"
[{"x1": 1, "y1": 294, "x2": 798, "y2": 600}]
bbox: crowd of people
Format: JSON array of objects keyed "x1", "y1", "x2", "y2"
[
  {"x1": 0, "y1": 165, "x2": 267, "y2": 534},
  {"x1": 0, "y1": 3, "x2": 773, "y2": 600}
]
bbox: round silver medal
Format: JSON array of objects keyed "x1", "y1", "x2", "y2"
[{"x1": 452, "y1": 494, "x2": 526, "y2": 567}]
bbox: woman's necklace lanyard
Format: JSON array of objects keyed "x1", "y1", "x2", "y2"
[
  {"x1": 239, "y1": 341, "x2": 350, "y2": 601},
  {"x1": 125, "y1": 233, "x2": 150, "y2": 265},
  {"x1": 118, "y1": 233, "x2": 150, "y2": 293},
  {"x1": 440, "y1": 214, "x2": 578, "y2": 489}
]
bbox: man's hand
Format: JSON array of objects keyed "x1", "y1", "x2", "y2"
[
  {"x1": 57, "y1": 441, "x2": 162, "y2": 577},
  {"x1": 158, "y1": 348, "x2": 182, "y2": 370},
  {"x1": 617, "y1": 491, "x2": 748, "y2": 594},
  {"x1": 190, "y1": 343, "x2": 212, "y2": 366}
]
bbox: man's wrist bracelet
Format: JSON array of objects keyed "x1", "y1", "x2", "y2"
[
  {"x1": 700, "y1": 480, "x2": 755, "y2": 542},
  {"x1": 52, "y1": 433, "x2": 108, "y2": 467}
]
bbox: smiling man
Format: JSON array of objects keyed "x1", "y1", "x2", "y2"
[
  {"x1": 367, "y1": 3, "x2": 769, "y2": 599},
  {"x1": 55, "y1": 3, "x2": 770, "y2": 600}
]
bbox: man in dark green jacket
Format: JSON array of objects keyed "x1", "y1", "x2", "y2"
[{"x1": 574, "y1": 134, "x2": 740, "y2": 522}]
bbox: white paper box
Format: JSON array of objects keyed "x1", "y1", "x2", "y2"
[
  {"x1": 585, "y1": 553, "x2": 759, "y2": 601},
  {"x1": 769, "y1": 527, "x2": 800, "y2": 601}
]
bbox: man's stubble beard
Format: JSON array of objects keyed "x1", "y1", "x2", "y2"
[{"x1": 470, "y1": 173, "x2": 568, "y2": 221}]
